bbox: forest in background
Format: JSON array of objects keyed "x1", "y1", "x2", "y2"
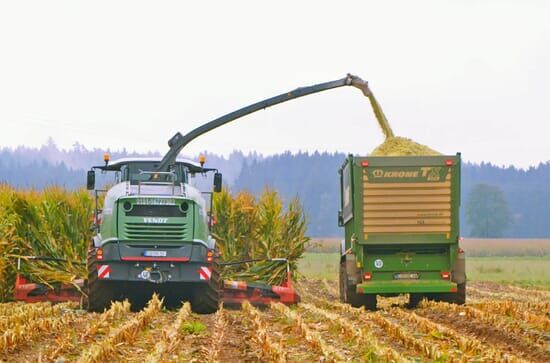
[{"x1": 1, "y1": 142, "x2": 549, "y2": 238}]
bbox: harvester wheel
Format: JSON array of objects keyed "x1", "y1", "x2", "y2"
[
  {"x1": 86, "y1": 248, "x2": 117, "y2": 312},
  {"x1": 339, "y1": 261, "x2": 364, "y2": 308},
  {"x1": 191, "y1": 257, "x2": 220, "y2": 314}
]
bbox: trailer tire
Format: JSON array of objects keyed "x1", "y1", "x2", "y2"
[
  {"x1": 86, "y1": 248, "x2": 117, "y2": 312},
  {"x1": 453, "y1": 282, "x2": 466, "y2": 305},
  {"x1": 408, "y1": 293, "x2": 423, "y2": 308},
  {"x1": 339, "y1": 261, "x2": 365, "y2": 308},
  {"x1": 363, "y1": 294, "x2": 377, "y2": 311},
  {"x1": 432, "y1": 282, "x2": 466, "y2": 305},
  {"x1": 191, "y1": 257, "x2": 220, "y2": 314}
]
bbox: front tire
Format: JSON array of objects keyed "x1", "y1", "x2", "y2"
[
  {"x1": 191, "y1": 257, "x2": 220, "y2": 314},
  {"x1": 86, "y1": 248, "x2": 118, "y2": 312}
]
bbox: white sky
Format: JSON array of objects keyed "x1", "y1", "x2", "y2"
[{"x1": 0, "y1": 0, "x2": 549, "y2": 168}]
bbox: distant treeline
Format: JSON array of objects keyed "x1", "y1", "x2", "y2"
[{"x1": 1, "y1": 143, "x2": 549, "y2": 238}]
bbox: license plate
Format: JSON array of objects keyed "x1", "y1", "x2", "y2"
[
  {"x1": 144, "y1": 250, "x2": 167, "y2": 257},
  {"x1": 394, "y1": 272, "x2": 419, "y2": 280}
]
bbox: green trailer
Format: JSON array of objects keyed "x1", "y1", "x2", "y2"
[{"x1": 338, "y1": 154, "x2": 466, "y2": 309}]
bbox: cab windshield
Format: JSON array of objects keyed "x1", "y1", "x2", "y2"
[{"x1": 121, "y1": 162, "x2": 187, "y2": 185}]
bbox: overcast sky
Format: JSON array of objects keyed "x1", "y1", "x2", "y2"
[{"x1": 0, "y1": 1, "x2": 549, "y2": 168}]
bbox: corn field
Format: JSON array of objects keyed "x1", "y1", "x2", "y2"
[
  {"x1": 0, "y1": 185, "x2": 308, "y2": 300},
  {"x1": 0, "y1": 280, "x2": 548, "y2": 362},
  {"x1": 0, "y1": 185, "x2": 548, "y2": 362},
  {"x1": 0, "y1": 185, "x2": 93, "y2": 301},
  {"x1": 212, "y1": 188, "x2": 310, "y2": 285}
]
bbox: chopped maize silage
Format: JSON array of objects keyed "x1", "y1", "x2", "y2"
[
  {"x1": 370, "y1": 136, "x2": 441, "y2": 156},
  {"x1": 367, "y1": 90, "x2": 394, "y2": 140},
  {"x1": 366, "y1": 87, "x2": 441, "y2": 156}
]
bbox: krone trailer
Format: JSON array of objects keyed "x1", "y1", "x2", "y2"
[{"x1": 338, "y1": 154, "x2": 465, "y2": 309}]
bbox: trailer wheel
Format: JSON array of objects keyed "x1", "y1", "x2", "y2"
[
  {"x1": 191, "y1": 257, "x2": 220, "y2": 314},
  {"x1": 363, "y1": 294, "x2": 377, "y2": 311},
  {"x1": 408, "y1": 293, "x2": 423, "y2": 308},
  {"x1": 86, "y1": 248, "x2": 117, "y2": 312},
  {"x1": 453, "y1": 282, "x2": 466, "y2": 305},
  {"x1": 431, "y1": 282, "x2": 466, "y2": 305},
  {"x1": 339, "y1": 260, "x2": 364, "y2": 308}
]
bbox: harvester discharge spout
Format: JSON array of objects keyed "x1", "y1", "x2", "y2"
[{"x1": 157, "y1": 73, "x2": 387, "y2": 172}]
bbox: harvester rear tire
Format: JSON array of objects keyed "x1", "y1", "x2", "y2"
[
  {"x1": 86, "y1": 248, "x2": 117, "y2": 313},
  {"x1": 339, "y1": 261, "x2": 365, "y2": 308},
  {"x1": 191, "y1": 258, "x2": 220, "y2": 314}
]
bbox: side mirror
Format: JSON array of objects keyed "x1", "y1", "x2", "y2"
[
  {"x1": 87, "y1": 170, "x2": 96, "y2": 190},
  {"x1": 213, "y1": 172, "x2": 222, "y2": 193},
  {"x1": 338, "y1": 210, "x2": 344, "y2": 227}
]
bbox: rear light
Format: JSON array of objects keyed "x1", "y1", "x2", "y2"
[
  {"x1": 441, "y1": 271, "x2": 450, "y2": 280},
  {"x1": 445, "y1": 159, "x2": 453, "y2": 166},
  {"x1": 361, "y1": 161, "x2": 369, "y2": 167},
  {"x1": 206, "y1": 250, "x2": 214, "y2": 263},
  {"x1": 363, "y1": 272, "x2": 372, "y2": 281},
  {"x1": 96, "y1": 248, "x2": 104, "y2": 260}
]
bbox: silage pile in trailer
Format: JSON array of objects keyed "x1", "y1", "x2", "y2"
[
  {"x1": 370, "y1": 136, "x2": 440, "y2": 156},
  {"x1": 0, "y1": 185, "x2": 92, "y2": 301},
  {"x1": 212, "y1": 188, "x2": 309, "y2": 285}
]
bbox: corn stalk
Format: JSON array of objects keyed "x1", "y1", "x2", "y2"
[
  {"x1": 0, "y1": 185, "x2": 93, "y2": 300},
  {"x1": 271, "y1": 302, "x2": 345, "y2": 362},
  {"x1": 212, "y1": 188, "x2": 309, "y2": 285},
  {"x1": 421, "y1": 300, "x2": 547, "y2": 351},
  {"x1": 467, "y1": 286, "x2": 550, "y2": 306},
  {"x1": 77, "y1": 294, "x2": 163, "y2": 363},
  {"x1": 203, "y1": 302, "x2": 227, "y2": 363},
  {"x1": 42, "y1": 300, "x2": 132, "y2": 362},
  {"x1": 145, "y1": 301, "x2": 192, "y2": 363},
  {"x1": 0, "y1": 302, "x2": 78, "y2": 353},
  {"x1": 470, "y1": 300, "x2": 550, "y2": 331},
  {"x1": 390, "y1": 307, "x2": 529, "y2": 363},
  {"x1": 79, "y1": 300, "x2": 131, "y2": 341},
  {"x1": 242, "y1": 301, "x2": 287, "y2": 363},
  {"x1": 299, "y1": 302, "x2": 407, "y2": 363}
]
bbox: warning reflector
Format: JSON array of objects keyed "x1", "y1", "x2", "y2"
[
  {"x1": 199, "y1": 266, "x2": 212, "y2": 280},
  {"x1": 98, "y1": 265, "x2": 111, "y2": 279}
]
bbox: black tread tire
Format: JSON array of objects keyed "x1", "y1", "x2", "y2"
[
  {"x1": 363, "y1": 294, "x2": 377, "y2": 311},
  {"x1": 408, "y1": 293, "x2": 423, "y2": 308},
  {"x1": 454, "y1": 282, "x2": 466, "y2": 305},
  {"x1": 339, "y1": 260, "x2": 368, "y2": 308},
  {"x1": 86, "y1": 248, "x2": 117, "y2": 312},
  {"x1": 432, "y1": 282, "x2": 466, "y2": 305},
  {"x1": 191, "y1": 258, "x2": 220, "y2": 314}
]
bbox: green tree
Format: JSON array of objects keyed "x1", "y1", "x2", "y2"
[{"x1": 465, "y1": 184, "x2": 513, "y2": 237}]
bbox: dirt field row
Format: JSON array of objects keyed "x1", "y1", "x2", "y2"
[{"x1": 0, "y1": 281, "x2": 548, "y2": 362}]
